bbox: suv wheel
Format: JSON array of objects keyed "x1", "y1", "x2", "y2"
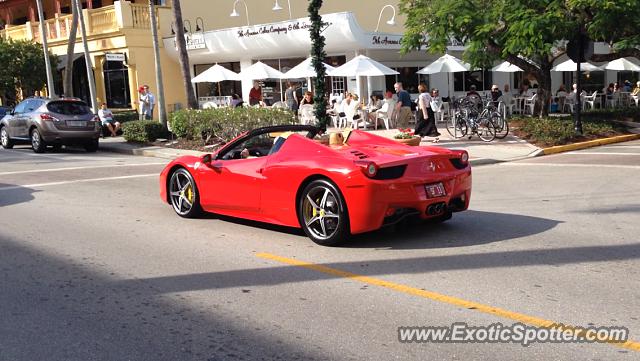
[
  {"x1": 31, "y1": 128, "x2": 46, "y2": 153},
  {"x1": 1, "y1": 126, "x2": 14, "y2": 149}
]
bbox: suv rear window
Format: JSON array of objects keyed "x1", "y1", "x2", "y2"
[{"x1": 46, "y1": 101, "x2": 91, "y2": 115}]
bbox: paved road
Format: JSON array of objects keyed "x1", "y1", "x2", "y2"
[{"x1": 1, "y1": 142, "x2": 639, "y2": 360}]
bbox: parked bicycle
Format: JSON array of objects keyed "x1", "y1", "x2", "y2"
[{"x1": 446, "y1": 96, "x2": 499, "y2": 142}]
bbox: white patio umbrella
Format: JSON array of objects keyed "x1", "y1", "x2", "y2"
[
  {"x1": 491, "y1": 61, "x2": 523, "y2": 72},
  {"x1": 327, "y1": 55, "x2": 399, "y2": 77},
  {"x1": 328, "y1": 55, "x2": 398, "y2": 100},
  {"x1": 191, "y1": 64, "x2": 241, "y2": 83},
  {"x1": 417, "y1": 54, "x2": 471, "y2": 74},
  {"x1": 552, "y1": 59, "x2": 602, "y2": 72},
  {"x1": 603, "y1": 58, "x2": 640, "y2": 72},
  {"x1": 417, "y1": 54, "x2": 471, "y2": 98},
  {"x1": 281, "y1": 57, "x2": 336, "y2": 79},
  {"x1": 239, "y1": 61, "x2": 284, "y2": 79}
]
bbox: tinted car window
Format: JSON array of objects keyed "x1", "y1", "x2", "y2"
[
  {"x1": 46, "y1": 101, "x2": 91, "y2": 115},
  {"x1": 13, "y1": 101, "x2": 28, "y2": 114},
  {"x1": 25, "y1": 99, "x2": 43, "y2": 112}
]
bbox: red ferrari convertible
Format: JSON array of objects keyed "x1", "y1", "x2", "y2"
[{"x1": 160, "y1": 125, "x2": 472, "y2": 246}]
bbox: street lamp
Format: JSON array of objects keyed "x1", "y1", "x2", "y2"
[
  {"x1": 230, "y1": 0, "x2": 250, "y2": 26},
  {"x1": 272, "y1": 0, "x2": 292, "y2": 19},
  {"x1": 374, "y1": 5, "x2": 396, "y2": 32}
]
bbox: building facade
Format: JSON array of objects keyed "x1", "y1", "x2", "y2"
[{"x1": 1, "y1": 0, "x2": 636, "y2": 112}]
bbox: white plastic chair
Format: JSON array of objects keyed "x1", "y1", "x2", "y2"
[
  {"x1": 584, "y1": 91, "x2": 599, "y2": 110},
  {"x1": 298, "y1": 104, "x2": 316, "y2": 125},
  {"x1": 271, "y1": 101, "x2": 287, "y2": 109},
  {"x1": 523, "y1": 93, "x2": 537, "y2": 115},
  {"x1": 562, "y1": 95, "x2": 575, "y2": 113},
  {"x1": 202, "y1": 101, "x2": 218, "y2": 109},
  {"x1": 375, "y1": 103, "x2": 395, "y2": 130}
]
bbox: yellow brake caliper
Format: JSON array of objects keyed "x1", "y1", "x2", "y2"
[{"x1": 186, "y1": 185, "x2": 193, "y2": 203}]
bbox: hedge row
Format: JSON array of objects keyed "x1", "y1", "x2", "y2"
[
  {"x1": 169, "y1": 107, "x2": 296, "y2": 145},
  {"x1": 122, "y1": 120, "x2": 166, "y2": 143},
  {"x1": 512, "y1": 116, "x2": 627, "y2": 147}
]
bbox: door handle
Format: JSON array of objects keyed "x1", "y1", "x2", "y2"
[{"x1": 257, "y1": 168, "x2": 263, "y2": 174}]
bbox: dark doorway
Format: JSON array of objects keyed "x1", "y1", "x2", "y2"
[
  {"x1": 72, "y1": 57, "x2": 91, "y2": 105},
  {"x1": 103, "y1": 60, "x2": 131, "y2": 108}
]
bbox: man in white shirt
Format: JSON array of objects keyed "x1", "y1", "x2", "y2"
[
  {"x1": 98, "y1": 103, "x2": 121, "y2": 137},
  {"x1": 140, "y1": 85, "x2": 155, "y2": 120}
]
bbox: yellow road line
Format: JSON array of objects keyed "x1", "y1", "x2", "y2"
[{"x1": 256, "y1": 252, "x2": 640, "y2": 352}]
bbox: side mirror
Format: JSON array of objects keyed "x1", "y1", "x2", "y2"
[{"x1": 202, "y1": 154, "x2": 212, "y2": 164}]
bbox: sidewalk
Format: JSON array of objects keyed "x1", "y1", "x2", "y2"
[{"x1": 98, "y1": 124, "x2": 541, "y2": 166}]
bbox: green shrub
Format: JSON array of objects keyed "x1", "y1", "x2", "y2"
[
  {"x1": 113, "y1": 110, "x2": 139, "y2": 124},
  {"x1": 512, "y1": 116, "x2": 627, "y2": 146},
  {"x1": 169, "y1": 107, "x2": 296, "y2": 144},
  {"x1": 122, "y1": 120, "x2": 166, "y2": 143}
]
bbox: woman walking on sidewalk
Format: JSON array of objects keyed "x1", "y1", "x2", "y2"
[{"x1": 414, "y1": 83, "x2": 440, "y2": 142}]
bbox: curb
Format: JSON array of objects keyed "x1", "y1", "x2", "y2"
[
  {"x1": 540, "y1": 134, "x2": 640, "y2": 155},
  {"x1": 99, "y1": 144, "x2": 206, "y2": 159}
]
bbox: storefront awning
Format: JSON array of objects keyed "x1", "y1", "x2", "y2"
[{"x1": 162, "y1": 12, "x2": 406, "y2": 64}]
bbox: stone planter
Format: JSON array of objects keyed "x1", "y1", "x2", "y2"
[{"x1": 394, "y1": 136, "x2": 421, "y2": 146}]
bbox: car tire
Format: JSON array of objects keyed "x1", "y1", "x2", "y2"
[
  {"x1": 1, "y1": 126, "x2": 14, "y2": 149},
  {"x1": 84, "y1": 139, "x2": 99, "y2": 152},
  {"x1": 298, "y1": 179, "x2": 350, "y2": 246},
  {"x1": 168, "y1": 168, "x2": 202, "y2": 218},
  {"x1": 30, "y1": 128, "x2": 46, "y2": 153}
]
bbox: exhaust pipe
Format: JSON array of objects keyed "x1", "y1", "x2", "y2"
[{"x1": 426, "y1": 202, "x2": 446, "y2": 215}]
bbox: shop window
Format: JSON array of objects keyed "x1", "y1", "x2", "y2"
[
  {"x1": 194, "y1": 62, "x2": 242, "y2": 99},
  {"x1": 454, "y1": 69, "x2": 493, "y2": 92},
  {"x1": 579, "y1": 71, "x2": 604, "y2": 93},
  {"x1": 103, "y1": 59, "x2": 130, "y2": 108}
]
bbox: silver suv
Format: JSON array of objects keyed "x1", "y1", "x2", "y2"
[{"x1": 0, "y1": 97, "x2": 101, "y2": 153}]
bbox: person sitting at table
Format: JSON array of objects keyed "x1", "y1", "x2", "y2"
[
  {"x1": 339, "y1": 92, "x2": 360, "y2": 126},
  {"x1": 466, "y1": 84, "x2": 480, "y2": 98},
  {"x1": 367, "y1": 95, "x2": 382, "y2": 111},
  {"x1": 300, "y1": 91, "x2": 314, "y2": 106},
  {"x1": 555, "y1": 84, "x2": 568, "y2": 111},
  {"x1": 605, "y1": 83, "x2": 614, "y2": 96},
  {"x1": 623, "y1": 80, "x2": 632, "y2": 92},
  {"x1": 632, "y1": 81, "x2": 640, "y2": 96},
  {"x1": 366, "y1": 95, "x2": 382, "y2": 122},
  {"x1": 614, "y1": 82, "x2": 622, "y2": 93},
  {"x1": 231, "y1": 93, "x2": 244, "y2": 108},
  {"x1": 490, "y1": 84, "x2": 502, "y2": 106}
]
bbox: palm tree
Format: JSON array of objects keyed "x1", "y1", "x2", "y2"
[
  {"x1": 63, "y1": 0, "x2": 78, "y2": 96},
  {"x1": 171, "y1": 0, "x2": 198, "y2": 109}
]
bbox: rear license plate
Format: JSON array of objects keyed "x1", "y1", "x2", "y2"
[
  {"x1": 425, "y1": 182, "x2": 446, "y2": 198},
  {"x1": 67, "y1": 120, "x2": 86, "y2": 127}
]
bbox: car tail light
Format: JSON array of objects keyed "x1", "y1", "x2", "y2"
[
  {"x1": 40, "y1": 114, "x2": 56, "y2": 121},
  {"x1": 459, "y1": 151, "x2": 469, "y2": 164},
  {"x1": 355, "y1": 160, "x2": 379, "y2": 178},
  {"x1": 425, "y1": 182, "x2": 447, "y2": 198}
]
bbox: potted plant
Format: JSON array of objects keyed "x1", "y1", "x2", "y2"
[{"x1": 393, "y1": 128, "x2": 421, "y2": 146}]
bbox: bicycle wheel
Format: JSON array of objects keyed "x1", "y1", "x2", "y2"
[
  {"x1": 446, "y1": 109, "x2": 468, "y2": 138},
  {"x1": 476, "y1": 117, "x2": 496, "y2": 142},
  {"x1": 492, "y1": 112, "x2": 509, "y2": 139}
]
